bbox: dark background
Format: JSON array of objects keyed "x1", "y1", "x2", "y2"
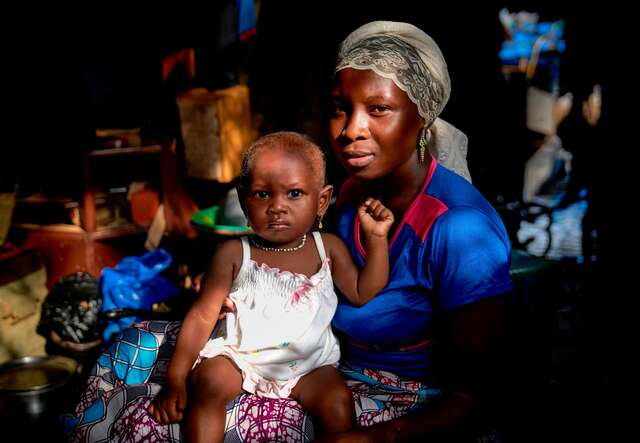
[
  {"x1": 9, "y1": 0, "x2": 627, "y2": 276},
  {"x1": 6, "y1": 1, "x2": 620, "y2": 197},
  {"x1": 4, "y1": 1, "x2": 628, "y2": 440}
]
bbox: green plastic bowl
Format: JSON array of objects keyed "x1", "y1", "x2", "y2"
[{"x1": 191, "y1": 205, "x2": 252, "y2": 235}]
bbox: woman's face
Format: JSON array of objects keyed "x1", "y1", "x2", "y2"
[{"x1": 329, "y1": 68, "x2": 424, "y2": 181}]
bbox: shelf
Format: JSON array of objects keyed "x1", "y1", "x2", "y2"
[
  {"x1": 88, "y1": 223, "x2": 145, "y2": 240},
  {"x1": 10, "y1": 142, "x2": 172, "y2": 289},
  {"x1": 12, "y1": 223, "x2": 84, "y2": 233},
  {"x1": 12, "y1": 222, "x2": 147, "y2": 289},
  {"x1": 13, "y1": 222, "x2": 145, "y2": 240},
  {"x1": 16, "y1": 194, "x2": 79, "y2": 209},
  {"x1": 83, "y1": 145, "x2": 162, "y2": 158},
  {"x1": 83, "y1": 143, "x2": 170, "y2": 233}
]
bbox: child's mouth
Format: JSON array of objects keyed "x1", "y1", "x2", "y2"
[{"x1": 268, "y1": 221, "x2": 289, "y2": 230}]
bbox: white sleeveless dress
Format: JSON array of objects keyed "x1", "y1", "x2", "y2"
[{"x1": 198, "y1": 232, "x2": 341, "y2": 398}]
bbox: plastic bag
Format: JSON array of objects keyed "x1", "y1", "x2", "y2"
[{"x1": 100, "y1": 248, "x2": 179, "y2": 343}]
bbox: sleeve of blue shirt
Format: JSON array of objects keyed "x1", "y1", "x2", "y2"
[{"x1": 426, "y1": 207, "x2": 513, "y2": 310}]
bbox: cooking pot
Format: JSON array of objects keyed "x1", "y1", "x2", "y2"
[{"x1": 0, "y1": 355, "x2": 78, "y2": 426}]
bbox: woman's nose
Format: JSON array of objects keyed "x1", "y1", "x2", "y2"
[{"x1": 342, "y1": 110, "x2": 368, "y2": 141}]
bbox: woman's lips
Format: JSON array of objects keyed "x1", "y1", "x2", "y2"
[{"x1": 345, "y1": 153, "x2": 374, "y2": 168}]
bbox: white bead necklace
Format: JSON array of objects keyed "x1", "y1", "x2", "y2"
[{"x1": 250, "y1": 233, "x2": 307, "y2": 252}]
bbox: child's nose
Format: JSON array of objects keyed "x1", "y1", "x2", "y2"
[{"x1": 268, "y1": 197, "x2": 287, "y2": 213}]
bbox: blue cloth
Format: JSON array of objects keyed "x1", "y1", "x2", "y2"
[
  {"x1": 332, "y1": 161, "x2": 512, "y2": 382},
  {"x1": 97, "y1": 326, "x2": 159, "y2": 384},
  {"x1": 499, "y1": 20, "x2": 565, "y2": 64},
  {"x1": 236, "y1": 0, "x2": 257, "y2": 40}
]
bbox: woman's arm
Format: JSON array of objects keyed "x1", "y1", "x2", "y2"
[
  {"x1": 314, "y1": 295, "x2": 507, "y2": 443},
  {"x1": 327, "y1": 199, "x2": 393, "y2": 306}
]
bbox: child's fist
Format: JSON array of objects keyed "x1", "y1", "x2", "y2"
[{"x1": 358, "y1": 198, "x2": 394, "y2": 238}]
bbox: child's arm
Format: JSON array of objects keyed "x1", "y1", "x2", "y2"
[
  {"x1": 325, "y1": 198, "x2": 394, "y2": 307},
  {"x1": 148, "y1": 239, "x2": 240, "y2": 424}
]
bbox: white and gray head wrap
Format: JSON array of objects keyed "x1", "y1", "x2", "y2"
[{"x1": 335, "y1": 21, "x2": 471, "y2": 182}]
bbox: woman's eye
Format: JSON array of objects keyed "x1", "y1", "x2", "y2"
[
  {"x1": 253, "y1": 191, "x2": 270, "y2": 199},
  {"x1": 331, "y1": 100, "x2": 346, "y2": 114},
  {"x1": 370, "y1": 105, "x2": 390, "y2": 114},
  {"x1": 288, "y1": 189, "x2": 304, "y2": 198}
]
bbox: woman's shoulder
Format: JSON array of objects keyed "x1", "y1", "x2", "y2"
[
  {"x1": 429, "y1": 165, "x2": 484, "y2": 205},
  {"x1": 437, "y1": 204, "x2": 492, "y2": 224},
  {"x1": 434, "y1": 205, "x2": 506, "y2": 239},
  {"x1": 426, "y1": 206, "x2": 511, "y2": 269},
  {"x1": 429, "y1": 167, "x2": 505, "y2": 231}
]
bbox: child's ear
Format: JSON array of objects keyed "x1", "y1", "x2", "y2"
[{"x1": 318, "y1": 185, "x2": 333, "y2": 216}]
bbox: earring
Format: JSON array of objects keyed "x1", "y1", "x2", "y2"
[
  {"x1": 317, "y1": 214, "x2": 323, "y2": 230},
  {"x1": 418, "y1": 126, "x2": 430, "y2": 164}
]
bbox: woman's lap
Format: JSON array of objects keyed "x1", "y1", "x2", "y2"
[
  {"x1": 65, "y1": 321, "x2": 314, "y2": 442},
  {"x1": 65, "y1": 321, "x2": 441, "y2": 442}
]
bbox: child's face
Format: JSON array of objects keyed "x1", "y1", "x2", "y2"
[{"x1": 244, "y1": 149, "x2": 332, "y2": 247}]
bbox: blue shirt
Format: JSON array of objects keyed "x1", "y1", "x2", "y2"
[{"x1": 332, "y1": 160, "x2": 512, "y2": 382}]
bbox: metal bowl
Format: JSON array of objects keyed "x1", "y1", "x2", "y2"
[{"x1": 0, "y1": 355, "x2": 79, "y2": 420}]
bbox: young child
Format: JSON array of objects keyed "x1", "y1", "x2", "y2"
[{"x1": 148, "y1": 131, "x2": 394, "y2": 442}]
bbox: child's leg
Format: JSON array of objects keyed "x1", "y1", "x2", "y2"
[
  {"x1": 186, "y1": 356, "x2": 243, "y2": 443},
  {"x1": 290, "y1": 365, "x2": 355, "y2": 434}
]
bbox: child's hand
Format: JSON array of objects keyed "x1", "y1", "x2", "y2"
[
  {"x1": 357, "y1": 198, "x2": 394, "y2": 238},
  {"x1": 147, "y1": 381, "x2": 187, "y2": 424}
]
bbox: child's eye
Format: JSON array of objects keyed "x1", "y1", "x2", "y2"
[
  {"x1": 253, "y1": 191, "x2": 270, "y2": 199},
  {"x1": 288, "y1": 189, "x2": 304, "y2": 198}
]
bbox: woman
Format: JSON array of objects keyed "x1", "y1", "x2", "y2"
[
  {"x1": 317, "y1": 20, "x2": 512, "y2": 442},
  {"x1": 67, "y1": 21, "x2": 511, "y2": 443}
]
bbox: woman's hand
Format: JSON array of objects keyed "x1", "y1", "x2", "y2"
[
  {"x1": 147, "y1": 380, "x2": 187, "y2": 424},
  {"x1": 218, "y1": 297, "x2": 237, "y2": 319},
  {"x1": 358, "y1": 198, "x2": 394, "y2": 238}
]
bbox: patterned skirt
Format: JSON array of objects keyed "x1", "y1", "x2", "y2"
[{"x1": 65, "y1": 321, "x2": 443, "y2": 443}]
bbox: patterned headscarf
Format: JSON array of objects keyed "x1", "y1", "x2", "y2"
[{"x1": 335, "y1": 21, "x2": 471, "y2": 182}]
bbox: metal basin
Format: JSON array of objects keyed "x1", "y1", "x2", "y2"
[{"x1": 0, "y1": 355, "x2": 78, "y2": 422}]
